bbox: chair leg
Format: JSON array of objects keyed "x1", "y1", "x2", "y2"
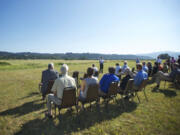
[
  {"x1": 121, "y1": 95, "x2": 125, "y2": 109},
  {"x1": 54, "y1": 105, "x2": 57, "y2": 117},
  {"x1": 75, "y1": 105, "x2": 79, "y2": 113},
  {"x1": 143, "y1": 89, "x2": 148, "y2": 102},
  {"x1": 135, "y1": 92, "x2": 141, "y2": 103},
  {"x1": 164, "y1": 81, "x2": 166, "y2": 89}
]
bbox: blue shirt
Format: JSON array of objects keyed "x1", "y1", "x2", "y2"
[
  {"x1": 133, "y1": 70, "x2": 148, "y2": 86},
  {"x1": 122, "y1": 65, "x2": 128, "y2": 72},
  {"x1": 142, "y1": 65, "x2": 148, "y2": 72},
  {"x1": 100, "y1": 73, "x2": 120, "y2": 93}
]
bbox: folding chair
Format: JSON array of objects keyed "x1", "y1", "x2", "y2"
[
  {"x1": 118, "y1": 79, "x2": 134, "y2": 108},
  {"x1": 133, "y1": 79, "x2": 148, "y2": 103},
  {"x1": 101, "y1": 81, "x2": 119, "y2": 105},
  {"x1": 78, "y1": 84, "x2": 99, "y2": 110},
  {"x1": 54, "y1": 87, "x2": 78, "y2": 117}
]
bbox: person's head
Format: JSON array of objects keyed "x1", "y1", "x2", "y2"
[
  {"x1": 87, "y1": 67, "x2": 94, "y2": 77},
  {"x1": 179, "y1": 55, "x2": 180, "y2": 58},
  {"x1": 147, "y1": 61, "x2": 152, "y2": 66},
  {"x1": 154, "y1": 62, "x2": 158, "y2": 66},
  {"x1": 48, "y1": 63, "x2": 54, "y2": 70},
  {"x1": 136, "y1": 63, "x2": 142, "y2": 71},
  {"x1": 60, "y1": 64, "x2": 68, "y2": 75},
  {"x1": 92, "y1": 64, "x2": 95, "y2": 67},
  {"x1": 124, "y1": 68, "x2": 131, "y2": 75},
  {"x1": 163, "y1": 62, "x2": 167, "y2": 65},
  {"x1": 157, "y1": 56, "x2": 160, "y2": 59},
  {"x1": 172, "y1": 57, "x2": 174, "y2": 60},
  {"x1": 124, "y1": 61, "x2": 127, "y2": 65},
  {"x1": 142, "y1": 62, "x2": 146, "y2": 66},
  {"x1": 116, "y1": 63, "x2": 119, "y2": 66},
  {"x1": 108, "y1": 67, "x2": 115, "y2": 74}
]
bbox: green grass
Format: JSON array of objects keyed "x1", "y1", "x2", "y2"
[{"x1": 0, "y1": 60, "x2": 180, "y2": 135}]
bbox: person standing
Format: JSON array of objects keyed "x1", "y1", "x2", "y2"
[{"x1": 99, "y1": 57, "x2": 104, "y2": 73}]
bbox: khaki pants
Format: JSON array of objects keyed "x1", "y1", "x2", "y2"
[
  {"x1": 153, "y1": 71, "x2": 172, "y2": 85},
  {"x1": 47, "y1": 94, "x2": 61, "y2": 113}
]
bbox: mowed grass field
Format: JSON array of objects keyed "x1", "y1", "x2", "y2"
[{"x1": 0, "y1": 59, "x2": 180, "y2": 135}]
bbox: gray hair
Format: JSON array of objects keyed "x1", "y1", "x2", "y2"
[
  {"x1": 60, "y1": 64, "x2": 69, "y2": 75},
  {"x1": 48, "y1": 63, "x2": 54, "y2": 69}
]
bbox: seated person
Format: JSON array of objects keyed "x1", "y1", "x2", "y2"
[
  {"x1": 45, "y1": 64, "x2": 76, "y2": 118},
  {"x1": 149, "y1": 63, "x2": 180, "y2": 89},
  {"x1": 162, "y1": 62, "x2": 168, "y2": 73},
  {"x1": 147, "y1": 61, "x2": 152, "y2": 76},
  {"x1": 133, "y1": 63, "x2": 148, "y2": 90},
  {"x1": 178, "y1": 55, "x2": 180, "y2": 65},
  {"x1": 115, "y1": 63, "x2": 121, "y2": 75},
  {"x1": 79, "y1": 67, "x2": 99, "y2": 102},
  {"x1": 39, "y1": 63, "x2": 59, "y2": 99},
  {"x1": 119, "y1": 68, "x2": 133, "y2": 91},
  {"x1": 121, "y1": 61, "x2": 129, "y2": 73},
  {"x1": 99, "y1": 67, "x2": 120, "y2": 96},
  {"x1": 152, "y1": 62, "x2": 159, "y2": 76},
  {"x1": 92, "y1": 64, "x2": 99, "y2": 77},
  {"x1": 142, "y1": 62, "x2": 148, "y2": 73}
]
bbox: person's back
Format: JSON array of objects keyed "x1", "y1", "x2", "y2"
[
  {"x1": 79, "y1": 67, "x2": 98, "y2": 101},
  {"x1": 99, "y1": 67, "x2": 119, "y2": 94},
  {"x1": 133, "y1": 63, "x2": 148, "y2": 88},
  {"x1": 115, "y1": 63, "x2": 121, "y2": 75}
]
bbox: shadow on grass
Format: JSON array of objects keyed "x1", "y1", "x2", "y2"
[
  {"x1": 158, "y1": 89, "x2": 177, "y2": 97},
  {"x1": 14, "y1": 100, "x2": 137, "y2": 135},
  {"x1": 0, "y1": 99, "x2": 44, "y2": 117},
  {"x1": 19, "y1": 91, "x2": 40, "y2": 100}
]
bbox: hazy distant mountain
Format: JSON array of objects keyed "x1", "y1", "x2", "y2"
[
  {"x1": 0, "y1": 51, "x2": 153, "y2": 60},
  {"x1": 138, "y1": 51, "x2": 180, "y2": 59}
]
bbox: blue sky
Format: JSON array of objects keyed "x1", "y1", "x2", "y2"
[{"x1": 0, "y1": 0, "x2": 180, "y2": 54}]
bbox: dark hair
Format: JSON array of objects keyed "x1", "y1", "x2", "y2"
[
  {"x1": 92, "y1": 64, "x2": 95, "y2": 67},
  {"x1": 116, "y1": 63, "x2": 119, "y2": 66},
  {"x1": 87, "y1": 67, "x2": 94, "y2": 77},
  {"x1": 108, "y1": 67, "x2": 115, "y2": 74},
  {"x1": 136, "y1": 63, "x2": 142, "y2": 70}
]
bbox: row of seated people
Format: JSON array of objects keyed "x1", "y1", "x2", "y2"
[
  {"x1": 41, "y1": 62, "x2": 180, "y2": 118},
  {"x1": 43, "y1": 63, "x2": 148, "y2": 118}
]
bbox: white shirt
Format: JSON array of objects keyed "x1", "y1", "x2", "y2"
[
  {"x1": 51, "y1": 74, "x2": 76, "y2": 99},
  {"x1": 115, "y1": 66, "x2": 121, "y2": 75},
  {"x1": 156, "y1": 58, "x2": 162, "y2": 64},
  {"x1": 99, "y1": 59, "x2": 104, "y2": 64},
  {"x1": 92, "y1": 66, "x2": 98, "y2": 72}
]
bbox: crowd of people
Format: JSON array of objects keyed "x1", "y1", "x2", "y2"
[{"x1": 39, "y1": 56, "x2": 180, "y2": 118}]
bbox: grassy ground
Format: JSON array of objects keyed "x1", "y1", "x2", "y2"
[{"x1": 0, "y1": 60, "x2": 180, "y2": 135}]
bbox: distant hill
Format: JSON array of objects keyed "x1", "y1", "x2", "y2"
[
  {"x1": 0, "y1": 51, "x2": 153, "y2": 60},
  {"x1": 138, "y1": 51, "x2": 180, "y2": 59}
]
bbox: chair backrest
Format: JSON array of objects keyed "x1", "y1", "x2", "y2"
[
  {"x1": 47, "y1": 80, "x2": 55, "y2": 94},
  {"x1": 72, "y1": 71, "x2": 79, "y2": 87},
  {"x1": 125, "y1": 79, "x2": 134, "y2": 92},
  {"x1": 86, "y1": 84, "x2": 99, "y2": 102},
  {"x1": 61, "y1": 87, "x2": 76, "y2": 108},
  {"x1": 138, "y1": 79, "x2": 148, "y2": 91},
  {"x1": 107, "y1": 81, "x2": 119, "y2": 96}
]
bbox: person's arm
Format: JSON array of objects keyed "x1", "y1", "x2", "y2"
[
  {"x1": 51, "y1": 80, "x2": 57, "y2": 96},
  {"x1": 80, "y1": 80, "x2": 86, "y2": 92}
]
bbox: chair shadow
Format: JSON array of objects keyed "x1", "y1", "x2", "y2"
[
  {"x1": 0, "y1": 99, "x2": 44, "y2": 117},
  {"x1": 14, "y1": 99, "x2": 137, "y2": 135},
  {"x1": 158, "y1": 89, "x2": 177, "y2": 97}
]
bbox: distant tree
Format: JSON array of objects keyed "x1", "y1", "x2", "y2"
[{"x1": 158, "y1": 53, "x2": 170, "y2": 59}]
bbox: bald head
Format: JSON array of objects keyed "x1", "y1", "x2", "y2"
[{"x1": 60, "y1": 64, "x2": 69, "y2": 75}]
